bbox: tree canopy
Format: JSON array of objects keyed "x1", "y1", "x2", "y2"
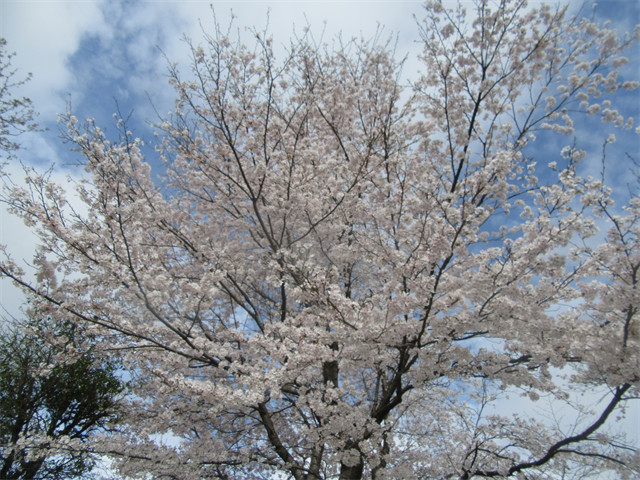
[
  {"x1": 1, "y1": 1, "x2": 639, "y2": 478},
  {"x1": 0, "y1": 317, "x2": 124, "y2": 480},
  {"x1": 0, "y1": 38, "x2": 38, "y2": 157}
]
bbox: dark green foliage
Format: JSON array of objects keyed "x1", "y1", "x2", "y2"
[{"x1": 0, "y1": 318, "x2": 124, "y2": 480}]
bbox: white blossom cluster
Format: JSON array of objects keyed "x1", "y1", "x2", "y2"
[{"x1": 1, "y1": 0, "x2": 639, "y2": 478}]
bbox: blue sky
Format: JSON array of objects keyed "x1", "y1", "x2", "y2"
[
  {"x1": 1, "y1": 1, "x2": 426, "y2": 166},
  {"x1": 1, "y1": 0, "x2": 639, "y2": 463}
]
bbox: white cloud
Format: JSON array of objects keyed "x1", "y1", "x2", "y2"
[{"x1": 1, "y1": 1, "x2": 109, "y2": 119}]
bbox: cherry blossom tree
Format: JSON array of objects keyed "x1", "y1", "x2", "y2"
[
  {"x1": 1, "y1": 1, "x2": 639, "y2": 478},
  {"x1": 0, "y1": 38, "x2": 38, "y2": 157}
]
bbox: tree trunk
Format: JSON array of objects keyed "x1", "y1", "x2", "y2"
[{"x1": 339, "y1": 459, "x2": 364, "y2": 480}]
